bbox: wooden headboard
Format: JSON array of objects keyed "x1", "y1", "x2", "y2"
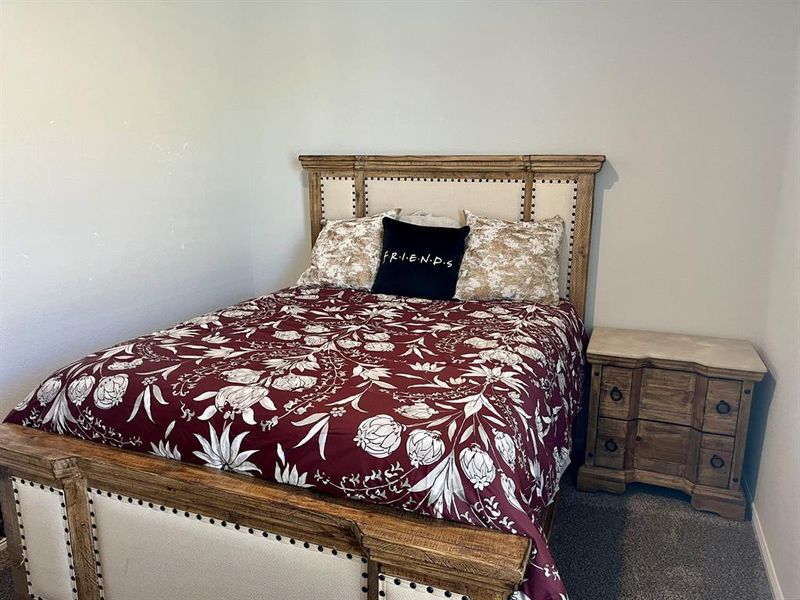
[{"x1": 298, "y1": 154, "x2": 605, "y2": 319}]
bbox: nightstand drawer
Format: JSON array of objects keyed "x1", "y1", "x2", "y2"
[
  {"x1": 594, "y1": 417, "x2": 629, "y2": 469},
  {"x1": 599, "y1": 367, "x2": 633, "y2": 419},
  {"x1": 702, "y1": 379, "x2": 741, "y2": 435},
  {"x1": 633, "y1": 421, "x2": 697, "y2": 478},
  {"x1": 639, "y1": 368, "x2": 696, "y2": 426},
  {"x1": 696, "y1": 434, "x2": 734, "y2": 487}
]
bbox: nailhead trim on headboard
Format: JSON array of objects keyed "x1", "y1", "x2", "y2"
[
  {"x1": 363, "y1": 177, "x2": 525, "y2": 217},
  {"x1": 566, "y1": 181, "x2": 579, "y2": 297},
  {"x1": 320, "y1": 176, "x2": 356, "y2": 223},
  {"x1": 366, "y1": 177, "x2": 521, "y2": 182},
  {"x1": 320, "y1": 180, "x2": 325, "y2": 222},
  {"x1": 530, "y1": 178, "x2": 579, "y2": 299}
]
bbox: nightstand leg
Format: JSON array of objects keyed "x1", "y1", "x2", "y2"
[
  {"x1": 577, "y1": 465, "x2": 626, "y2": 494},
  {"x1": 691, "y1": 485, "x2": 746, "y2": 520}
]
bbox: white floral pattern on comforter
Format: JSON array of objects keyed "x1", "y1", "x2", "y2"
[{"x1": 8, "y1": 286, "x2": 584, "y2": 600}]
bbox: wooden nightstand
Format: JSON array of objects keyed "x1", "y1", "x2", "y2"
[{"x1": 577, "y1": 328, "x2": 767, "y2": 520}]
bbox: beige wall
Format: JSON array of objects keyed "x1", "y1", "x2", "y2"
[
  {"x1": 1, "y1": 0, "x2": 798, "y2": 595},
  {"x1": 1, "y1": 3, "x2": 254, "y2": 403},
  {"x1": 241, "y1": 1, "x2": 798, "y2": 341},
  {"x1": 746, "y1": 41, "x2": 800, "y2": 600}
]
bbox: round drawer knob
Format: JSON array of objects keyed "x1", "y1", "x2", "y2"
[
  {"x1": 604, "y1": 439, "x2": 618, "y2": 453},
  {"x1": 609, "y1": 387, "x2": 624, "y2": 402},
  {"x1": 710, "y1": 455, "x2": 725, "y2": 469},
  {"x1": 716, "y1": 400, "x2": 731, "y2": 414}
]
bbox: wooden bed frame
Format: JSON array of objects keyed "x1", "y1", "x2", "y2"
[{"x1": 0, "y1": 154, "x2": 604, "y2": 600}]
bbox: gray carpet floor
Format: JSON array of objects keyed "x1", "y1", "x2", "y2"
[
  {"x1": 0, "y1": 569, "x2": 9, "y2": 600},
  {"x1": 550, "y1": 473, "x2": 772, "y2": 600},
  {"x1": 0, "y1": 475, "x2": 771, "y2": 600}
]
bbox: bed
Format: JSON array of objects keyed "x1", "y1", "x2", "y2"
[{"x1": 0, "y1": 154, "x2": 605, "y2": 600}]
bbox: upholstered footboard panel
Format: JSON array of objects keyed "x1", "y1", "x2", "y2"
[
  {"x1": 8, "y1": 477, "x2": 75, "y2": 600},
  {"x1": 0, "y1": 424, "x2": 531, "y2": 600},
  {"x1": 2, "y1": 476, "x2": 476, "y2": 600},
  {"x1": 88, "y1": 489, "x2": 368, "y2": 600}
]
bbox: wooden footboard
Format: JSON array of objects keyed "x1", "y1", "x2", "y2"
[{"x1": 0, "y1": 423, "x2": 537, "y2": 600}]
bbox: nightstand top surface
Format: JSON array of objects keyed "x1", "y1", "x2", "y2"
[{"x1": 588, "y1": 327, "x2": 767, "y2": 379}]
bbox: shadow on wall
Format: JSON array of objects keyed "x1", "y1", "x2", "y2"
[
  {"x1": 743, "y1": 368, "x2": 775, "y2": 501},
  {"x1": 572, "y1": 160, "x2": 618, "y2": 455},
  {"x1": 584, "y1": 160, "x2": 619, "y2": 333},
  {"x1": 255, "y1": 158, "x2": 313, "y2": 294},
  {"x1": 280, "y1": 166, "x2": 313, "y2": 286}
]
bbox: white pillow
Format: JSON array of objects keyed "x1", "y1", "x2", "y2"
[
  {"x1": 297, "y1": 210, "x2": 399, "y2": 289},
  {"x1": 397, "y1": 211, "x2": 461, "y2": 229}
]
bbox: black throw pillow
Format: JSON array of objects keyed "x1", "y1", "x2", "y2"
[{"x1": 372, "y1": 217, "x2": 470, "y2": 300}]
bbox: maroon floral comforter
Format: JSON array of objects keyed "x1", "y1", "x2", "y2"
[{"x1": 7, "y1": 286, "x2": 584, "y2": 600}]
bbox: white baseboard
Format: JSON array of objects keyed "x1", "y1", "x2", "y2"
[{"x1": 746, "y1": 482, "x2": 784, "y2": 600}]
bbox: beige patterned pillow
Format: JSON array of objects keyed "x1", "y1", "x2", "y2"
[
  {"x1": 297, "y1": 210, "x2": 399, "y2": 289},
  {"x1": 455, "y1": 211, "x2": 564, "y2": 304}
]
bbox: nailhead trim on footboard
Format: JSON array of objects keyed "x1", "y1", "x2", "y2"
[
  {"x1": 87, "y1": 487, "x2": 370, "y2": 598},
  {"x1": 379, "y1": 572, "x2": 470, "y2": 599},
  {"x1": 13, "y1": 477, "x2": 78, "y2": 600}
]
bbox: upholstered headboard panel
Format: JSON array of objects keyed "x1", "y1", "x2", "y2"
[{"x1": 298, "y1": 155, "x2": 605, "y2": 319}]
